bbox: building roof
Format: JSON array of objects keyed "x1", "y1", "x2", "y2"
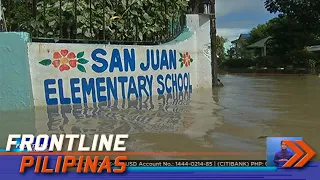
[
  {"x1": 231, "y1": 34, "x2": 251, "y2": 43},
  {"x1": 247, "y1": 36, "x2": 272, "y2": 48},
  {"x1": 240, "y1": 34, "x2": 250, "y2": 38}
]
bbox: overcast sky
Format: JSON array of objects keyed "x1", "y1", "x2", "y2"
[{"x1": 215, "y1": 0, "x2": 277, "y2": 48}]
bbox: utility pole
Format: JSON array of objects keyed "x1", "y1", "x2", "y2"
[{"x1": 209, "y1": 0, "x2": 218, "y2": 87}]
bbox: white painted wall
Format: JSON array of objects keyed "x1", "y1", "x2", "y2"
[
  {"x1": 29, "y1": 14, "x2": 217, "y2": 142},
  {"x1": 27, "y1": 14, "x2": 212, "y2": 107},
  {"x1": 192, "y1": 15, "x2": 213, "y2": 89}
]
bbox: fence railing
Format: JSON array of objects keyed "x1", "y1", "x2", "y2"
[
  {"x1": 187, "y1": 0, "x2": 208, "y2": 14},
  {"x1": 2, "y1": 0, "x2": 187, "y2": 45}
]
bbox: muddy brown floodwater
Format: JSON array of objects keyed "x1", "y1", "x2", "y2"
[{"x1": 0, "y1": 74, "x2": 319, "y2": 160}]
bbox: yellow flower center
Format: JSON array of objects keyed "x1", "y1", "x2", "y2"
[{"x1": 60, "y1": 57, "x2": 69, "y2": 64}]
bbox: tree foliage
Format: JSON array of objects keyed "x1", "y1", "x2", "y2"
[
  {"x1": 226, "y1": 11, "x2": 320, "y2": 68},
  {"x1": 264, "y1": 0, "x2": 320, "y2": 35},
  {"x1": 247, "y1": 18, "x2": 279, "y2": 45},
  {"x1": 3, "y1": 0, "x2": 188, "y2": 42},
  {"x1": 247, "y1": 14, "x2": 317, "y2": 57},
  {"x1": 227, "y1": 37, "x2": 253, "y2": 59},
  {"x1": 267, "y1": 15, "x2": 313, "y2": 54},
  {"x1": 216, "y1": 36, "x2": 227, "y2": 59}
]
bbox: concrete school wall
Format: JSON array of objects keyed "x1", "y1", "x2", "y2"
[
  {"x1": 0, "y1": 14, "x2": 212, "y2": 111},
  {"x1": 0, "y1": 32, "x2": 34, "y2": 111}
]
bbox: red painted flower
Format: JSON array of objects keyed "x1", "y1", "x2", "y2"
[
  {"x1": 182, "y1": 52, "x2": 191, "y2": 67},
  {"x1": 52, "y1": 49, "x2": 77, "y2": 71}
]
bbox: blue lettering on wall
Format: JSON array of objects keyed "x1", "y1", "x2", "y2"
[
  {"x1": 42, "y1": 73, "x2": 190, "y2": 105},
  {"x1": 152, "y1": 49, "x2": 160, "y2": 70},
  {"x1": 70, "y1": 78, "x2": 81, "y2": 104},
  {"x1": 128, "y1": 76, "x2": 138, "y2": 99},
  {"x1": 169, "y1": 50, "x2": 177, "y2": 70},
  {"x1": 160, "y1": 50, "x2": 169, "y2": 70},
  {"x1": 188, "y1": 73, "x2": 193, "y2": 91},
  {"x1": 165, "y1": 74, "x2": 172, "y2": 93},
  {"x1": 58, "y1": 79, "x2": 71, "y2": 104},
  {"x1": 109, "y1": 49, "x2": 123, "y2": 72},
  {"x1": 124, "y1": 48, "x2": 135, "y2": 72},
  {"x1": 82, "y1": 78, "x2": 96, "y2": 103},
  {"x1": 141, "y1": 49, "x2": 177, "y2": 71},
  {"x1": 118, "y1": 76, "x2": 128, "y2": 99},
  {"x1": 91, "y1": 48, "x2": 108, "y2": 73},
  {"x1": 42, "y1": 48, "x2": 191, "y2": 105},
  {"x1": 140, "y1": 49, "x2": 150, "y2": 71},
  {"x1": 92, "y1": 48, "x2": 136, "y2": 73},
  {"x1": 183, "y1": 73, "x2": 189, "y2": 91},
  {"x1": 106, "y1": 77, "x2": 118, "y2": 100},
  {"x1": 172, "y1": 74, "x2": 178, "y2": 93},
  {"x1": 157, "y1": 75, "x2": 164, "y2": 95},
  {"x1": 177, "y1": 74, "x2": 183, "y2": 92},
  {"x1": 146, "y1": 75, "x2": 153, "y2": 97},
  {"x1": 155, "y1": 73, "x2": 192, "y2": 94},
  {"x1": 44, "y1": 79, "x2": 57, "y2": 105},
  {"x1": 96, "y1": 77, "x2": 107, "y2": 102},
  {"x1": 138, "y1": 76, "x2": 147, "y2": 97}
]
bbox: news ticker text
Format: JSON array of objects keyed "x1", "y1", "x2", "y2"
[{"x1": 75, "y1": 160, "x2": 267, "y2": 167}]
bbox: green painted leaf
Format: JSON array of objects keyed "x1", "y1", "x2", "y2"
[
  {"x1": 190, "y1": 58, "x2": 193, "y2": 62},
  {"x1": 77, "y1": 51, "x2": 85, "y2": 58},
  {"x1": 78, "y1": 58, "x2": 89, "y2": 64},
  {"x1": 77, "y1": 64, "x2": 86, "y2": 72},
  {"x1": 179, "y1": 53, "x2": 183, "y2": 57},
  {"x1": 39, "y1": 59, "x2": 52, "y2": 66},
  {"x1": 179, "y1": 58, "x2": 182, "y2": 62},
  {"x1": 180, "y1": 62, "x2": 184, "y2": 68}
]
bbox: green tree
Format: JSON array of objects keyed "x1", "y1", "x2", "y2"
[
  {"x1": 3, "y1": 0, "x2": 189, "y2": 42},
  {"x1": 264, "y1": 0, "x2": 320, "y2": 36},
  {"x1": 187, "y1": 0, "x2": 201, "y2": 13},
  {"x1": 216, "y1": 35, "x2": 227, "y2": 59},
  {"x1": 228, "y1": 37, "x2": 252, "y2": 59},
  {"x1": 264, "y1": 0, "x2": 320, "y2": 69},
  {"x1": 247, "y1": 14, "x2": 315, "y2": 55},
  {"x1": 247, "y1": 13, "x2": 319, "y2": 68},
  {"x1": 247, "y1": 24, "x2": 269, "y2": 45},
  {"x1": 1, "y1": 0, "x2": 33, "y2": 31},
  {"x1": 247, "y1": 18, "x2": 279, "y2": 45},
  {"x1": 267, "y1": 15, "x2": 315, "y2": 56}
]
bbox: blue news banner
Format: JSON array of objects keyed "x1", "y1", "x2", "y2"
[{"x1": 0, "y1": 157, "x2": 318, "y2": 180}]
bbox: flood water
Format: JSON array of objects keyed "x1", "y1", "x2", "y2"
[{"x1": 1, "y1": 74, "x2": 319, "y2": 160}]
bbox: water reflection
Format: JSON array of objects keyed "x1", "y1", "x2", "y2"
[
  {"x1": 2, "y1": 74, "x2": 319, "y2": 160},
  {"x1": 35, "y1": 90, "x2": 231, "y2": 160},
  {"x1": 41, "y1": 91, "x2": 192, "y2": 135}
]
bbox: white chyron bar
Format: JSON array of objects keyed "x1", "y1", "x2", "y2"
[{"x1": 6, "y1": 134, "x2": 129, "y2": 152}]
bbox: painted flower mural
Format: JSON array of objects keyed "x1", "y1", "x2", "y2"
[
  {"x1": 179, "y1": 52, "x2": 193, "y2": 68},
  {"x1": 39, "y1": 49, "x2": 89, "y2": 72}
]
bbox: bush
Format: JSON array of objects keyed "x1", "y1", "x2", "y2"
[
  {"x1": 254, "y1": 51, "x2": 319, "y2": 68},
  {"x1": 222, "y1": 58, "x2": 256, "y2": 68},
  {"x1": 255, "y1": 55, "x2": 282, "y2": 68},
  {"x1": 287, "y1": 50, "x2": 318, "y2": 67}
]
